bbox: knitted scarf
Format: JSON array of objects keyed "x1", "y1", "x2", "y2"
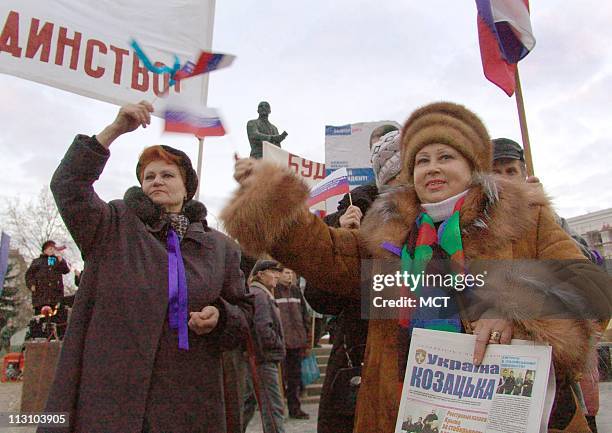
[{"x1": 397, "y1": 196, "x2": 466, "y2": 381}]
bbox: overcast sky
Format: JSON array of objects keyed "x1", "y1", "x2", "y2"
[{"x1": 1, "y1": 0, "x2": 611, "y2": 231}]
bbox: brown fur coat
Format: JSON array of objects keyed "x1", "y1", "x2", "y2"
[{"x1": 221, "y1": 161, "x2": 611, "y2": 433}]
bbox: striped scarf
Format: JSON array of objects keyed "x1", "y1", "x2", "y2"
[{"x1": 397, "y1": 196, "x2": 466, "y2": 381}]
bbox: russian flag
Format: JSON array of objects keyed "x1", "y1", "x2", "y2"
[
  {"x1": 164, "y1": 106, "x2": 226, "y2": 138},
  {"x1": 174, "y1": 51, "x2": 235, "y2": 81},
  {"x1": 308, "y1": 168, "x2": 350, "y2": 207},
  {"x1": 476, "y1": 0, "x2": 536, "y2": 96}
]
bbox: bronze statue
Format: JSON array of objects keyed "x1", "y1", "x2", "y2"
[{"x1": 246, "y1": 101, "x2": 288, "y2": 159}]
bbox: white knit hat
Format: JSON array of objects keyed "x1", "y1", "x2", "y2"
[{"x1": 371, "y1": 130, "x2": 401, "y2": 187}]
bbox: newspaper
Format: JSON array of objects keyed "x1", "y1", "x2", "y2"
[{"x1": 395, "y1": 329, "x2": 555, "y2": 433}]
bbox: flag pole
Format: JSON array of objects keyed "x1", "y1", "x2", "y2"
[
  {"x1": 195, "y1": 0, "x2": 216, "y2": 201},
  {"x1": 195, "y1": 138, "x2": 205, "y2": 200},
  {"x1": 514, "y1": 66, "x2": 535, "y2": 176}
]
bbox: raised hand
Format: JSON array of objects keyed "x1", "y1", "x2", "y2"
[
  {"x1": 233, "y1": 158, "x2": 259, "y2": 186},
  {"x1": 97, "y1": 101, "x2": 155, "y2": 148}
]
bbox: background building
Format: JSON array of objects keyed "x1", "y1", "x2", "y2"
[{"x1": 567, "y1": 208, "x2": 612, "y2": 274}]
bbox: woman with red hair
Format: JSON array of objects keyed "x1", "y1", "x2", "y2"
[{"x1": 41, "y1": 102, "x2": 252, "y2": 433}]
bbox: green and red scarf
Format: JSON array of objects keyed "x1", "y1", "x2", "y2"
[{"x1": 396, "y1": 196, "x2": 467, "y2": 381}]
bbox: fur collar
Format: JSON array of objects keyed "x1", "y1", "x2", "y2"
[
  {"x1": 361, "y1": 174, "x2": 550, "y2": 259},
  {"x1": 123, "y1": 186, "x2": 208, "y2": 227}
]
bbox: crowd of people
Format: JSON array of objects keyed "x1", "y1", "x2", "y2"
[
  {"x1": 222, "y1": 101, "x2": 611, "y2": 433},
  {"x1": 6, "y1": 99, "x2": 607, "y2": 433}
]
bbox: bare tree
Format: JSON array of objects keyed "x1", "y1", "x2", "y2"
[
  {"x1": 0, "y1": 251, "x2": 31, "y2": 330},
  {"x1": 1, "y1": 186, "x2": 81, "y2": 293},
  {"x1": 3, "y1": 187, "x2": 67, "y2": 259}
]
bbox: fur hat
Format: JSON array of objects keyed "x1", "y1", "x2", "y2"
[
  {"x1": 371, "y1": 130, "x2": 401, "y2": 187},
  {"x1": 400, "y1": 102, "x2": 492, "y2": 181}
]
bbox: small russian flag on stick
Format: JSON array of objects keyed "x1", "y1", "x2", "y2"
[
  {"x1": 308, "y1": 168, "x2": 350, "y2": 208},
  {"x1": 174, "y1": 51, "x2": 236, "y2": 81},
  {"x1": 163, "y1": 97, "x2": 226, "y2": 138}
]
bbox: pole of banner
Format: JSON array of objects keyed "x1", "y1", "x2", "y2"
[
  {"x1": 195, "y1": 137, "x2": 205, "y2": 200},
  {"x1": 514, "y1": 66, "x2": 535, "y2": 176},
  {"x1": 195, "y1": 0, "x2": 216, "y2": 201}
]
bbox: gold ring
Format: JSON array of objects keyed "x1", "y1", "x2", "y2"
[{"x1": 489, "y1": 331, "x2": 501, "y2": 342}]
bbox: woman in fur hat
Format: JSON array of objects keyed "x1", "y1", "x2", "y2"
[
  {"x1": 221, "y1": 102, "x2": 611, "y2": 433},
  {"x1": 42, "y1": 102, "x2": 252, "y2": 433}
]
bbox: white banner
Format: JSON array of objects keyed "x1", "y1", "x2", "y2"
[
  {"x1": 324, "y1": 120, "x2": 401, "y2": 212},
  {"x1": 263, "y1": 142, "x2": 326, "y2": 188},
  {"x1": 0, "y1": 1, "x2": 214, "y2": 109}
]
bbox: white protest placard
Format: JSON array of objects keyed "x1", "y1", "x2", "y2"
[
  {"x1": 324, "y1": 120, "x2": 400, "y2": 212},
  {"x1": 0, "y1": 1, "x2": 214, "y2": 108},
  {"x1": 263, "y1": 142, "x2": 327, "y2": 213},
  {"x1": 263, "y1": 142, "x2": 326, "y2": 188}
]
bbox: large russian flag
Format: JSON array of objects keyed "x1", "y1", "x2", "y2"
[
  {"x1": 476, "y1": 0, "x2": 536, "y2": 96},
  {"x1": 308, "y1": 168, "x2": 350, "y2": 208}
]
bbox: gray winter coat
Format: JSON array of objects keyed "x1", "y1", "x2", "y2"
[{"x1": 249, "y1": 281, "x2": 285, "y2": 363}]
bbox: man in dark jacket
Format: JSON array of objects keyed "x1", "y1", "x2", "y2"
[
  {"x1": 275, "y1": 267, "x2": 311, "y2": 419},
  {"x1": 243, "y1": 260, "x2": 286, "y2": 433},
  {"x1": 25, "y1": 240, "x2": 70, "y2": 314}
]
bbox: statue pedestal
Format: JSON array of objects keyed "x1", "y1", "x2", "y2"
[{"x1": 20, "y1": 341, "x2": 61, "y2": 413}]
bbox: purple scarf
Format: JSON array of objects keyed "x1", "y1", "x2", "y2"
[{"x1": 167, "y1": 228, "x2": 189, "y2": 350}]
